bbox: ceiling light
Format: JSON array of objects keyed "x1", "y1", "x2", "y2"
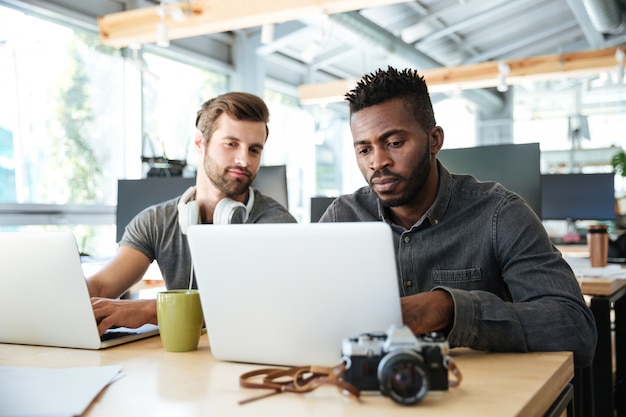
[
  {"x1": 156, "y1": 22, "x2": 169, "y2": 47},
  {"x1": 154, "y1": 1, "x2": 185, "y2": 48},
  {"x1": 497, "y1": 61, "x2": 510, "y2": 92},
  {"x1": 302, "y1": 39, "x2": 322, "y2": 63},
  {"x1": 261, "y1": 23, "x2": 274, "y2": 45},
  {"x1": 616, "y1": 48, "x2": 624, "y2": 84}
]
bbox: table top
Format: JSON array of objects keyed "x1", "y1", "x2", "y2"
[
  {"x1": 579, "y1": 277, "x2": 626, "y2": 296},
  {"x1": 0, "y1": 336, "x2": 573, "y2": 417},
  {"x1": 556, "y1": 244, "x2": 626, "y2": 296}
]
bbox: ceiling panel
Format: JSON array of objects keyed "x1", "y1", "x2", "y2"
[{"x1": 7, "y1": 0, "x2": 625, "y2": 111}]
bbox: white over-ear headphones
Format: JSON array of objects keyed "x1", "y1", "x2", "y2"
[{"x1": 177, "y1": 186, "x2": 255, "y2": 234}]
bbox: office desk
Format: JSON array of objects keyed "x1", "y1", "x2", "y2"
[
  {"x1": 0, "y1": 337, "x2": 573, "y2": 417},
  {"x1": 558, "y1": 244, "x2": 626, "y2": 417},
  {"x1": 579, "y1": 277, "x2": 626, "y2": 417}
]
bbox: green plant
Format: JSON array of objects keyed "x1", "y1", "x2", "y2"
[{"x1": 611, "y1": 150, "x2": 626, "y2": 177}]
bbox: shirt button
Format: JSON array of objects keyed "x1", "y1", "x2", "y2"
[
  {"x1": 405, "y1": 280, "x2": 413, "y2": 287},
  {"x1": 433, "y1": 219, "x2": 439, "y2": 225},
  {"x1": 403, "y1": 236, "x2": 411, "y2": 243}
]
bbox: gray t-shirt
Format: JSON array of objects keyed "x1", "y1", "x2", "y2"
[{"x1": 120, "y1": 188, "x2": 297, "y2": 290}]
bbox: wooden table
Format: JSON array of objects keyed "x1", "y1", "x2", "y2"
[
  {"x1": 558, "y1": 244, "x2": 626, "y2": 417},
  {"x1": 579, "y1": 277, "x2": 626, "y2": 417},
  {"x1": 0, "y1": 337, "x2": 573, "y2": 417}
]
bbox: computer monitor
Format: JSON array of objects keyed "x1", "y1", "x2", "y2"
[
  {"x1": 541, "y1": 173, "x2": 615, "y2": 221},
  {"x1": 437, "y1": 143, "x2": 542, "y2": 218},
  {"x1": 249, "y1": 165, "x2": 289, "y2": 210},
  {"x1": 310, "y1": 197, "x2": 337, "y2": 222},
  {"x1": 116, "y1": 165, "x2": 289, "y2": 242}
]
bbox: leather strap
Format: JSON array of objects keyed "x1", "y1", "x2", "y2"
[
  {"x1": 445, "y1": 356, "x2": 462, "y2": 387},
  {"x1": 239, "y1": 356, "x2": 462, "y2": 405},
  {"x1": 239, "y1": 363, "x2": 360, "y2": 405}
]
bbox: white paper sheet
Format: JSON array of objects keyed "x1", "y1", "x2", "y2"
[
  {"x1": 0, "y1": 364, "x2": 122, "y2": 417},
  {"x1": 565, "y1": 255, "x2": 626, "y2": 279}
]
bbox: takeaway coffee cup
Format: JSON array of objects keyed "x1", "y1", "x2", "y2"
[
  {"x1": 156, "y1": 289, "x2": 204, "y2": 352},
  {"x1": 587, "y1": 224, "x2": 609, "y2": 268}
]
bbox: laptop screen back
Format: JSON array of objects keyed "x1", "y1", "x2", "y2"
[{"x1": 187, "y1": 222, "x2": 403, "y2": 367}]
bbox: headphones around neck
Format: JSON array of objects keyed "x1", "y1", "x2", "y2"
[{"x1": 178, "y1": 186, "x2": 255, "y2": 234}]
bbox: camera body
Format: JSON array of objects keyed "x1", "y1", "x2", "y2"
[{"x1": 341, "y1": 325, "x2": 449, "y2": 405}]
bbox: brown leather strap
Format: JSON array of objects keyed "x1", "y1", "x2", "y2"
[
  {"x1": 239, "y1": 363, "x2": 360, "y2": 405},
  {"x1": 445, "y1": 356, "x2": 463, "y2": 388},
  {"x1": 239, "y1": 356, "x2": 462, "y2": 405}
]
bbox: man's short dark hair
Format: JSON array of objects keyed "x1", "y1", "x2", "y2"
[
  {"x1": 196, "y1": 92, "x2": 270, "y2": 142},
  {"x1": 345, "y1": 66, "x2": 436, "y2": 130}
]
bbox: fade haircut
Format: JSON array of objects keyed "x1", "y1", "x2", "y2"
[
  {"x1": 345, "y1": 67, "x2": 436, "y2": 131},
  {"x1": 195, "y1": 92, "x2": 270, "y2": 143}
]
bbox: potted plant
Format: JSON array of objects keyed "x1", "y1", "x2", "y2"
[
  {"x1": 612, "y1": 150, "x2": 626, "y2": 177},
  {"x1": 611, "y1": 150, "x2": 626, "y2": 220}
]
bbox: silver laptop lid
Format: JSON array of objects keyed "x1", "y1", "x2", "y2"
[
  {"x1": 0, "y1": 231, "x2": 104, "y2": 349},
  {"x1": 187, "y1": 222, "x2": 403, "y2": 367},
  {"x1": 0, "y1": 231, "x2": 159, "y2": 349}
]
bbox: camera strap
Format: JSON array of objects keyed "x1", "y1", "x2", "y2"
[
  {"x1": 238, "y1": 357, "x2": 462, "y2": 405},
  {"x1": 238, "y1": 362, "x2": 361, "y2": 405},
  {"x1": 445, "y1": 356, "x2": 463, "y2": 387}
]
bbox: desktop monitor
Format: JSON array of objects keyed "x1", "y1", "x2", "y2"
[
  {"x1": 116, "y1": 165, "x2": 289, "y2": 242},
  {"x1": 437, "y1": 143, "x2": 542, "y2": 218},
  {"x1": 541, "y1": 173, "x2": 615, "y2": 221},
  {"x1": 310, "y1": 197, "x2": 337, "y2": 222}
]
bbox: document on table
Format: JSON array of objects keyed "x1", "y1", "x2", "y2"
[
  {"x1": 565, "y1": 255, "x2": 626, "y2": 279},
  {"x1": 0, "y1": 364, "x2": 122, "y2": 417}
]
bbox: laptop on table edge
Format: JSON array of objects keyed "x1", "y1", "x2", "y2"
[
  {"x1": 0, "y1": 231, "x2": 159, "y2": 349},
  {"x1": 187, "y1": 222, "x2": 403, "y2": 367}
]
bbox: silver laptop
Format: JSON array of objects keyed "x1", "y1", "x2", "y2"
[
  {"x1": 187, "y1": 222, "x2": 403, "y2": 367},
  {"x1": 0, "y1": 231, "x2": 159, "y2": 349}
]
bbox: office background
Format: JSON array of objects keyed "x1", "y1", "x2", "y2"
[{"x1": 0, "y1": 0, "x2": 625, "y2": 257}]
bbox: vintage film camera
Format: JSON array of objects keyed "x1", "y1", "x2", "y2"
[{"x1": 340, "y1": 324, "x2": 450, "y2": 405}]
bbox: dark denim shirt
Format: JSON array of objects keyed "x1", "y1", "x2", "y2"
[{"x1": 320, "y1": 161, "x2": 596, "y2": 367}]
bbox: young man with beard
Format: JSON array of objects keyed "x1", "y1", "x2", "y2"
[
  {"x1": 88, "y1": 92, "x2": 296, "y2": 335},
  {"x1": 319, "y1": 67, "x2": 596, "y2": 368}
]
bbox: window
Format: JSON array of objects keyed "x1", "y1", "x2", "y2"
[
  {"x1": 141, "y1": 52, "x2": 228, "y2": 176},
  {"x1": 434, "y1": 97, "x2": 477, "y2": 150},
  {"x1": 513, "y1": 81, "x2": 626, "y2": 174},
  {"x1": 0, "y1": 4, "x2": 230, "y2": 257},
  {"x1": 0, "y1": 7, "x2": 125, "y2": 206}
]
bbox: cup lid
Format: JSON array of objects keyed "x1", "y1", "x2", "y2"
[{"x1": 587, "y1": 224, "x2": 608, "y2": 231}]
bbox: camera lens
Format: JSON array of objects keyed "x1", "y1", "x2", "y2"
[{"x1": 377, "y1": 349, "x2": 428, "y2": 405}]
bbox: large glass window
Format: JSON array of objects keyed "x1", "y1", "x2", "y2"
[
  {"x1": 141, "y1": 52, "x2": 228, "y2": 176},
  {"x1": 0, "y1": 7, "x2": 125, "y2": 206},
  {"x1": 0, "y1": 4, "x2": 230, "y2": 257},
  {"x1": 513, "y1": 80, "x2": 626, "y2": 174},
  {"x1": 0, "y1": 6, "x2": 126, "y2": 256},
  {"x1": 434, "y1": 97, "x2": 477, "y2": 150}
]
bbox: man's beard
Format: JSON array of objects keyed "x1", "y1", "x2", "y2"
[
  {"x1": 371, "y1": 148, "x2": 432, "y2": 208},
  {"x1": 203, "y1": 152, "x2": 254, "y2": 197}
]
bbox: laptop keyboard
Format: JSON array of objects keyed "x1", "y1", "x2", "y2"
[{"x1": 101, "y1": 329, "x2": 138, "y2": 341}]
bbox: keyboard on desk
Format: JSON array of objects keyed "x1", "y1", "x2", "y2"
[{"x1": 101, "y1": 328, "x2": 140, "y2": 342}]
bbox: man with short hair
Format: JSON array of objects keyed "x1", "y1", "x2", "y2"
[
  {"x1": 320, "y1": 67, "x2": 596, "y2": 367},
  {"x1": 88, "y1": 92, "x2": 296, "y2": 335}
]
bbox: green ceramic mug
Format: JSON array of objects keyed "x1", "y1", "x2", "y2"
[{"x1": 156, "y1": 289, "x2": 204, "y2": 352}]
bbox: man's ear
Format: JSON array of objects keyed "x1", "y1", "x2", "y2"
[
  {"x1": 430, "y1": 126, "x2": 444, "y2": 155},
  {"x1": 194, "y1": 129, "x2": 204, "y2": 153}
]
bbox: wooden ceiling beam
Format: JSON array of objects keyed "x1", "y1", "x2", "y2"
[
  {"x1": 98, "y1": 0, "x2": 411, "y2": 48},
  {"x1": 298, "y1": 46, "x2": 624, "y2": 105}
]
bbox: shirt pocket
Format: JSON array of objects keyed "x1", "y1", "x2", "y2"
[{"x1": 432, "y1": 268, "x2": 483, "y2": 290}]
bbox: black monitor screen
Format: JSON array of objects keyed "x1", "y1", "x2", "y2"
[
  {"x1": 116, "y1": 165, "x2": 289, "y2": 242},
  {"x1": 310, "y1": 197, "x2": 337, "y2": 222},
  {"x1": 249, "y1": 165, "x2": 289, "y2": 210},
  {"x1": 437, "y1": 143, "x2": 541, "y2": 218},
  {"x1": 541, "y1": 173, "x2": 615, "y2": 221}
]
